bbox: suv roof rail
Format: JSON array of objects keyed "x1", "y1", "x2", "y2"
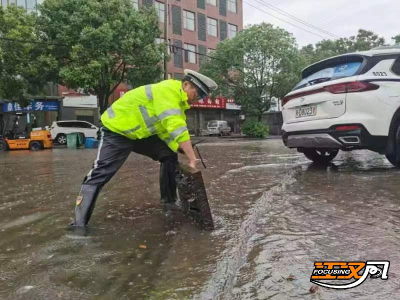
[{"x1": 371, "y1": 45, "x2": 400, "y2": 51}]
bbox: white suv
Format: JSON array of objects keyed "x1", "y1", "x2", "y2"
[
  {"x1": 282, "y1": 46, "x2": 400, "y2": 166},
  {"x1": 50, "y1": 120, "x2": 98, "y2": 144}
]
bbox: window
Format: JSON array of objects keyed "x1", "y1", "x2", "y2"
[
  {"x1": 77, "y1": 122, "x2": 94, "y2": 129},
  {"x1": 207, "y1": 17, "x2": 217, "y2": 37},
  {"x1": 132, "y1": 0, "x2": 139, "y2": 10},
  {"x1": 228, "y1": 0, "x2": 237, "y2": 13},
  {"x1": 154, "y1": 1, "x2": 165, "y2": 23},
  {"x1": 392, "y1": 57, "x2": 400, "y2": 75},
  {"x1": 294, "y1": 59, "x2": 363, "y2": 91},
  {"x1": 168, "y1": 73, "x2": 172, "y2": 79},
  {"x1": 184, "y1": 44, "x2": 196, "y2": 64},
  {"x1": 207, "y1": 0, "x2": 217, "y2": 5},
  {"x1": 57, "y1": 122, "x2": 74, "y2": 128},
  {"x1": 207, "y1": 48, "x2": 215, "y2": 54},
  {"x1": 17, "y1": 0, "x2": 26, "y2": 8},
  {"x1": 183, "y1": 10, "x2": 195, "y2": 31},
  {"x1": 27, "y1": 0, "x2": 36, "y2": 10},
  {"x1": 174, "y1": 72, "x2": 184, "y2": 80},
  {"x1": 1, "y1": 0, "x2": 8, "y2": 7},
  {"x1": 228, "y1": 24, "x2": 237, "y2": 38},
  {"x1": 155, "y1": 38, "x2": 170, "y2": 54}
]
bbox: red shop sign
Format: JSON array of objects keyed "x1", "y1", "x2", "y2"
[
  {"x1": 117, "y1": 89, "x2": 128, "y2": 99},
  {"x1": 190, "y1": 97, "x2": 226, "y2": 109}
]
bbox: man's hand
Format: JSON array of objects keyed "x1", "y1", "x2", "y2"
[{"x1": 189, "y1": 159, "x2": 198, "y2": 169}]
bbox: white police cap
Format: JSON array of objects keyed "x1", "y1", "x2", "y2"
[{"x1": 184, "y1": 69, "x2": 218, "y2": 100}]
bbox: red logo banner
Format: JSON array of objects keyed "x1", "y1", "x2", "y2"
[{"x1": 190, "y1": 97, "x2": 227, "y2": 109}]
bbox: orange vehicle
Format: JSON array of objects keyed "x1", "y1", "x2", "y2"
[{"x1": 0, "y1": 130, "x2": 53, "y2": 151}]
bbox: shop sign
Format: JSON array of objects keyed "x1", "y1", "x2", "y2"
[
  {"x1": 191, "y1": 97, "x2": 226, "y2": 109},
  {"x1": 3, "y1": 101, "x2": 59, "y2": 112},
  {"x1": 63, "y1": 95, "x2": 98, "y2": 108}
]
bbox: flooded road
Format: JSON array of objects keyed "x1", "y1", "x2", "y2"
[{"x1": 0, "y1": 138, "x2": 399, "y2": 299}]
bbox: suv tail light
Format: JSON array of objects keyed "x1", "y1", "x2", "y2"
[
  {"x1": 324, "y1": 81, "x2": 379, "y2": 94},
  {"x1": 282, "y1": 81, "x2": 379, "y2": 106}
]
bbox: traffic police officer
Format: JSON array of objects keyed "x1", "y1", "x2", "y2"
[{"x1": 72, "y1": 69, "x2": 218, "y2": 227}]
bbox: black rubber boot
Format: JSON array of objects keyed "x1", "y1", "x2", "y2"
[
  {"x1": 72, "y1": 184, "x2": 102, "y2": 227},
  {"x1": 160, "y1": 156, "x2": 179, "y2": 204}
]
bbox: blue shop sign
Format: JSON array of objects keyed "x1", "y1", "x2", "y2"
[{"x1": 3, "y1": 100, "x2": 59, "y2": 112}]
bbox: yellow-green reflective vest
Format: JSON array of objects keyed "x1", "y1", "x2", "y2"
[{"x1": 101, "y1": 80, "x2": 191, "y2": 152}]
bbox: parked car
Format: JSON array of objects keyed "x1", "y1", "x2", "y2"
[
  {"x1": 50, "y1": 120, "x2": 98, "y2": 144},
  {"x1": 281, "y1": 46, "x2": 400, "y2": 167},
  {"x1": 207, "y1": 120, "x2": 231, "y2": 136}
]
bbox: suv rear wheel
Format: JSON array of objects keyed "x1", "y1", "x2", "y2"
[
  {"x1": 56, "y1": 134, "x2": 67, "y2": 145},
  {"x1": 385, "y1": 120, "x2": 400, "y2": 167},
  {"x1": 303, "y1": 148, "x2": 339, "y2": 164}
]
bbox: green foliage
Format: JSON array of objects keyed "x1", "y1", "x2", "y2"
[
  {"x1": 37, "y1": 0, "x2": 166, "y2": 113},
  {"x1": 392, "y1": 35, "x2": 400, "y2": 45},
  {"x1": 301, "y1": 29, "x2": 386, "y2": 65},
  {"x1": 200, "y1": 23, "x2": 302, "y2": 121},
  {"x1": 242, "y1": 120, "x2": 269, "y2": 138},
  {"x1": 0, "y1": 5, "x2": 53, "y2": 105}
]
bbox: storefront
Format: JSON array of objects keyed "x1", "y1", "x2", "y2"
[
  {"x1": 2, "y1": 99, "x2": 61, "y2": 134},
  {"x1": 187, "y1": 97, "x2": 242, "y2": 135},
  {"x1": 60, "y1": 94, "x2": 99, "y2": 125}
]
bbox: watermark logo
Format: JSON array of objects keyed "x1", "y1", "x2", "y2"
[{"x1": 310, "y1": 261, "x2": 390, "y2": 289}]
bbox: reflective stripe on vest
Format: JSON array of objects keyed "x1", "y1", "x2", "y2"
[
  {"x1": 145, "y1": 85, "x2": 153, "y2": 101},
  {"x1": 165, "y1": 137, "x2": 173, "y2": 145},
  {"x1": 158, "y1": 108, "x2": 182, "y2": 120},
  {"x1": 139, "y1": 105, "x2": 158, "y2": 134},
  {"x1": 122, "y1": 125, "x2": 141, "y2": 134},
  {"x1": 107, "y1": 106, "x2": 116, "y2": 119},
  {"x1": 170, "y1": 126, "x2": 188, "y2": 139}
]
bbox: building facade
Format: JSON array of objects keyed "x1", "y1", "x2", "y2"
[
  {"x1": 149, "y1": 0, "x2": 243, "y2": 79},
  {"x1": 142, "y1": 0, "x2": 244, "y2": 134},
  {"x1": 0, "y1": 0, "x2": 43, "y2": 12}
]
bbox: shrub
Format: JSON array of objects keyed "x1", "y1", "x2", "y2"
[{"x1": 242, "y1": 121, "x2": 269, "y2": 138}]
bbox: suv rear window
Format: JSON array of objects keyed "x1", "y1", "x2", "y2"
[
  {"x1": 294, "y1": 57, "x2": 364, "y2": 91},
  {"x1": 392, "y1": 56, "x2": 400, "y2": 75},
  {"x1": 75, "y1": 122, "x2": 93, "y2": 128},
  {"x1": 57, "y1": 122, "x2": 73, "y2": 127}
]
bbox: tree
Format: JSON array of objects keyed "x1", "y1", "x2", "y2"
[
  {"x1": 200, "y1": 23, "x2": 302, "y2": 121},
  {"x1": 37, "y1": 0, "x2": 166, "y2": 114},
  {"x1": 302, "y1": 29, "x2": 386, "y2": 65},
  {"x1": 0, "y1": 5, "x2": 54, "y2": 106},
  {"x1": 392, "y1": 35, "x2": 400, "y2": 44}
]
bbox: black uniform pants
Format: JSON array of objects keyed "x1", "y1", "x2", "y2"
[{"x1": 84, "y1": 127, "x2": 177, "y2": 187}]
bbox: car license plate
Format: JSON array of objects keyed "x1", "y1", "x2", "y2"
[{"x1": 296, "y1": 106, "x2": 316, "y2": 118}]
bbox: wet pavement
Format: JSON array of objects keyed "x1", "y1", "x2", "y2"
[{"x1": 0, "y1": 138, "x2": 399, "y2": 299}]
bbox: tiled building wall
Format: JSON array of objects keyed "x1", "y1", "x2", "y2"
[{"x1": 143, "y1": 0, "x2": 243, "y2": 77}]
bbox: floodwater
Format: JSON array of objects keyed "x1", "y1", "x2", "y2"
[{"x1": 0, "y1": 138, "x2": 399, "y2": 300}]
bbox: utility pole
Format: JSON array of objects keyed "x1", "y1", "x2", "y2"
[{"x1": 164, "y1": 0, "x2": 168, "y2": 80}]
